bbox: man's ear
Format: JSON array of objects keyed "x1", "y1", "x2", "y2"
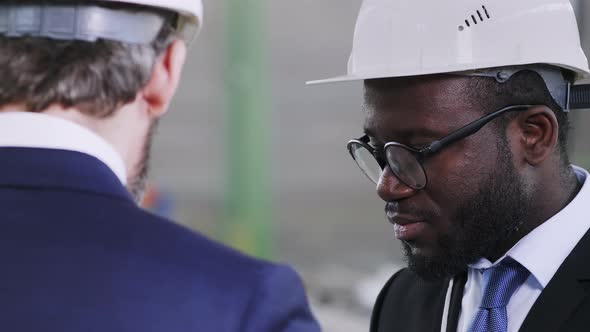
[
  {"x1": 142, "y1": 39, "x2": 187, "y2": 117},
  {"x1": 513, "y1": 105, "x2": 559, "y2": 166}
]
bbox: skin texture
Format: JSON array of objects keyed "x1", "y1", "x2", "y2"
[
  {"x1": 0, "y1": 39, "x2": 187, "y2": 202},
  {"x1": 363, "y1": 74, "x2": 581, "y2": 279}
]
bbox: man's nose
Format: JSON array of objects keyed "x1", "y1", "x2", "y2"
[{"x1": 376, "y1": 166, "x2": 417, "y2": 202}]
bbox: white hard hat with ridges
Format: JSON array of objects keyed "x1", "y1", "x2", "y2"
[
  {"x1": 308, "y1": 0, "x2": 590, "y2": 84},
  {"x1": 100, "y1": 0, "x2": 203, "y2": 40}
]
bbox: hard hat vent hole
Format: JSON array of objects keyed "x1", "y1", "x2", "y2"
[
  {"x1": 459, "y1": 5, "x2": 491, "y2": 31},
  {"x1": 482, "y1": 5, "x2": 491, "y2": 18}
]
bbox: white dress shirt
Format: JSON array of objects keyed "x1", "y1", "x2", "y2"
[
  {"x1": 0, "y1": 111, "x2": 127, "y2": 185},
  {"x1": 441, "y1": 166, "x2": 590, "y2": 332}
]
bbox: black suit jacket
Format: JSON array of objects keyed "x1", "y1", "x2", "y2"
[{"x1": 371, "y1": 228, "x2": 590, "y2": 332}]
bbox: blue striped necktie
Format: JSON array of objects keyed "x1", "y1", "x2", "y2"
[{"x1": 467, "y1": 258, "x2": 530, "y2": 332}]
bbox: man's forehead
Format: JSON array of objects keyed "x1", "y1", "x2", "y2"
[
  {"x1": 362, "y1": 75, "x2": 480, "y2": 138},
  {"x1": 363, "y1": 74, "x2": 473, "y2": 106}
]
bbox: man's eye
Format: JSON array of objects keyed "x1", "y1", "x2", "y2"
[
  {"x1": 368, "y1": 139, "x2": 383, "y2": 149},
  {"x1": 413, "y1": 143, "x2": 430, "y2": 150}
]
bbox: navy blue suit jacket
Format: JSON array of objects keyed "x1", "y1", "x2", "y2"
[{"x1": 0, "y1": 147, "x2": 320, "y2": 332}]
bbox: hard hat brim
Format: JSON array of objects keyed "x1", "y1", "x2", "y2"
[
  {"x1": 307, "y1": 61, "x2": 590, "y2": 86},
  {"x1": 306, "y1": 75, "x2": 363, "y2": 85}
]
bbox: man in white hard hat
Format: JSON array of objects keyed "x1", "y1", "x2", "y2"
[
  {"x1": 310, "y1": 0, "x2": 590, "y2": 331},
  {"x1": 0, "y1": 1, "x2": 320, "y2": 331}
]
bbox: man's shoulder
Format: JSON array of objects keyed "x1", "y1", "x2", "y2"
[
  {"x1": 118, "y1": 202, "x2": 285, "y2": 278},
  {"x1": 370, "y1": 268, "x2": 450, "y2": 332},
  {"x1": 6, "y1": 187, "x2": 288, "y2": 287},
  {"x1": 130, "y1": 209, "x2": 321, "y2": 332},
  {"x1": 0, "y1": 190, "x2": 320, "y2": 331}
]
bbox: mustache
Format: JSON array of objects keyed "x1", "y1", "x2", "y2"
[{"x1": 385, "y1": 202, "x2": 437, "y2": 221}]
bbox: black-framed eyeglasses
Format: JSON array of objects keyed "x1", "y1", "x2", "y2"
[{"x1": 347, "y1": 105, "x2": 534, "y2": 189}]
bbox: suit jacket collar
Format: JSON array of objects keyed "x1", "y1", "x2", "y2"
[
  {"x1": 518, "y1": 227, "x2": 590, "y2": 332},
  {"x1": 445, "y1": 233, "x2": 590, "y2": 332},
  {"x1": 447, "y1": 272, "x2": 467, "y2": 332},
  {"x1": 0, "y1": 147, "x2": 133, "y2": 202},
  {"x1": 445, "y1": 230, "x2": 590, "y2": 332},
  {"x1": 0, "y1": 112, "x2": 127, "y2": 184},
  {"x1": 444, "y1": 230, "x2": 590, "y2": 332}
]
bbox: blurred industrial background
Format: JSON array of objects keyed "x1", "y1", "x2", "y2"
[{"x1": 142, "y1": 1, "x2": 590, "y2": 331}]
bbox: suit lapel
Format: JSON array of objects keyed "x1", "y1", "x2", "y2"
[
  {"x1": 519, "y1": 228, "x2": 590, "y2": 332},
  {"x1": 446, "y1": 272, "x2": 467, "y2": 332}
]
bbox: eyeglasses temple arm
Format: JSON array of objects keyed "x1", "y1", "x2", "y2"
[{"x1": 423, "y1": 105, "x2": 530, "y2": 155}]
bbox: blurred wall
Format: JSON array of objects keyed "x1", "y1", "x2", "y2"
[
  {"x1": 570, "y1": 0, "x2": 590, "y2": 165},
  {"x1": 148, "y1": 0, "x2": 398, "y2": 283}
]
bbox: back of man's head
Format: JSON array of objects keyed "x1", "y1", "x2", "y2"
[{"x1": 0, "y1": 1, "x2": 178, "y2": 117}]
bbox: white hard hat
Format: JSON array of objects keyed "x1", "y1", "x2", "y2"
[
  {"x1": 102, "y1": 0, "x2": 203, "y2": 41},
  {"x1": 0, "y1": 1, "x2": 203, "y2": 44},
  {"x1": 308, "y1": 0, "x2": 590, "y2": 85}
]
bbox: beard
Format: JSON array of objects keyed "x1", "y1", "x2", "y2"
[
  {"x1": 127, "y1": 119, "x2": 159, "y2": 203},
  {"x1": 404, "y1": 140, "x2": 532, "y2": 280}
]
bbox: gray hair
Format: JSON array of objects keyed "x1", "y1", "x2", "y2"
[{"x1": 0, "y1": 4, "x2": 176, "y2": 117}]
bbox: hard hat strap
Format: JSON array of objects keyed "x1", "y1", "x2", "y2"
[
  {"x1": 0, "y1": 3, "x2": 169, "y2": 44},
  {"x1": 568, "y1": 85, "x2": 590, "y2": 110},
  {"x1": 460, "y1": 65, "x2": 575, "y2": 112}
]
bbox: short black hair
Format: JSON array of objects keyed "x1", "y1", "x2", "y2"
[{"x1": 466, "y1": 69, "x2": 571, "y2": 167}]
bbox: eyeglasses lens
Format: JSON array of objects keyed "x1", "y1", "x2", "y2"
[
  {"x1": 385, "y1": 145, "x2": 426, "y2": 189},
  {"x1": 349, "y1": 143, "x2": 382, "y2": 184}
]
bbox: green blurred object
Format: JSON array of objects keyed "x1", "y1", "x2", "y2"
[{"x1": 223, "y1": 0, "x2": 273, "y2": 258}]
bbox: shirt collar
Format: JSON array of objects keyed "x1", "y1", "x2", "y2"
[
  {"x1": 0, "y1": 112, "x2": 127, "y2": 185},
  {"x1": 469, "y1": 166, "x2": 590, "y2": 288}
]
